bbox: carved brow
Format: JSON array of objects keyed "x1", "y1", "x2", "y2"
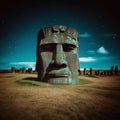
[
  {"x1": 63, "y1": 44, "x2": 76, "y2": 52},
  {"x1": 40, "y1": 43, "x2": 76, "y2": 52},
  {"x1": 40, "y1": 44, "x2": 56, "y2": 52}
]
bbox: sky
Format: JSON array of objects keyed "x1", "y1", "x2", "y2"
[{"x1": 0, "y1": 0, "x2": 120, "y2": 70}]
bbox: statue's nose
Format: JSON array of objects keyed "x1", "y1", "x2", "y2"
[{"x1": 54, "y1": 44, "x2": 67, "y2": 67}]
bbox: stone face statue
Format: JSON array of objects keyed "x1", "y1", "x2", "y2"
[{"x1": 36, "y1": 25, "x2": 79, "y2": 84}]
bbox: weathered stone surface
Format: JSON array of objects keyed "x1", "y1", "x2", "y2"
[{"x1": 36, "y1": 25, "x2": 79, "y2": 84}]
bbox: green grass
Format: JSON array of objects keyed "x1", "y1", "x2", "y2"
[
  {"x1": 16, "y1": 79, "x2": 69, "y2": 88},
  {"x1": 16, "y1": 78, "x2": 93, "y2": 87}
]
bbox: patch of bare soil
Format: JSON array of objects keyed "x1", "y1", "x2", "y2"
[{"x1": 0, "y1": 73, "x2": 120, "y2": 120}]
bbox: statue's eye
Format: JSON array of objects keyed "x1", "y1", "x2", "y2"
[
  {"x1": 63, "y1": 44, "x2": 76, "y2": 52},
  {"x1": 40, "y1": 44, "x2": 55, "y2": 52}
]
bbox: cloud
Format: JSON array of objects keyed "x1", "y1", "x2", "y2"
[
  {"x1": 97, "y1": 46, "x2": 109, "y2": 54},
  {"x1": 10, "y1": 62, "x2": 36, "y2": 70},
  {"x1": 79, "y1": 57, "x2": 96, "y2": 62},
  {"x1": 79, "y1": 32, "x2": 92, "y2": 38},
  {"x1": 79, "y1": 56, "x2": 113, "y2": 63},
  {"x1": 87, "y1": 50, "x2": 95, "y2": 54}
]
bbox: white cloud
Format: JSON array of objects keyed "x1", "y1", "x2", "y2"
[
  {"x1": 10, "y1": 62, "x2": 36, "y2": 70},
  {"x1": 79, "y1": 57, "x2": 96, "y2": 62},
  {"x1": 87, "y1": 50, "x2": 95, "y2": 54},
  {"x1": 79, "y1": 56, "x2": 114, "y2": 63},
  {"x1": 79, "y1": 32, "x2": 92, "y2": 38},
  {"x1": 97, "y1": 46, "x2": 109, "y2": 54}
]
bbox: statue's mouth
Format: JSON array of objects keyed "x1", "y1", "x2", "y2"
[
  {"x1": 48, "y1": 74, "x2": 69, "y2": 77},
  {"x1": 47, "y1": 69, "x2": 71, "y2": 78}
]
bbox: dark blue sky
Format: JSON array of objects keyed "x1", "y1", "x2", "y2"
[{"x1": 0, "y1": 0, "x2": 120, "y2": 70}]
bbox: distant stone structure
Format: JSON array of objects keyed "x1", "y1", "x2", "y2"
[
  {"x1": 115, "y1": 65, "x2": 118, "y2": 75},
  {"x1": 36, "y1": 25, "x2": 79, "y2": 84},
  {"x1": 11, "y1": 67, "x2": 16, "y2": 72},
  {"x1": 83, "y1": 68, "x2": 86, "y2": 75},
  {"x1": 110, "y1": 66, "x2": 114, "y2": 75},
  {"x1": 27, "y1": 68, "x2": 33, "y2": 73},
  {"x1": 90, "y1": 68, "x2": 92, "y2": 76},
  {"x1": 80, "y1": 65, "x2": 120, "y2": 76},
  {"x1": 22, "y1": 67, "x2": 26, "y2": 73}
]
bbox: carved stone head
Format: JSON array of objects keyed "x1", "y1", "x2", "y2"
[{"x1": 36, "y1": 25, "x2": 79, "y2": 84}]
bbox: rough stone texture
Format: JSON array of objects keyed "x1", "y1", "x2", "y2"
[{"x1": 36, "y1": 25, "x2": 79, "y2": 84}]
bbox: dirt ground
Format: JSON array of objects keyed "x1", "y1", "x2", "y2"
[{"x1": 0, "y1": 73, "x2": 120, "y2": 120}]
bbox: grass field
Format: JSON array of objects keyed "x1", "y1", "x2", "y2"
[{"x1": 0, "y1": 73, "x2": 120, "y2": 120}]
